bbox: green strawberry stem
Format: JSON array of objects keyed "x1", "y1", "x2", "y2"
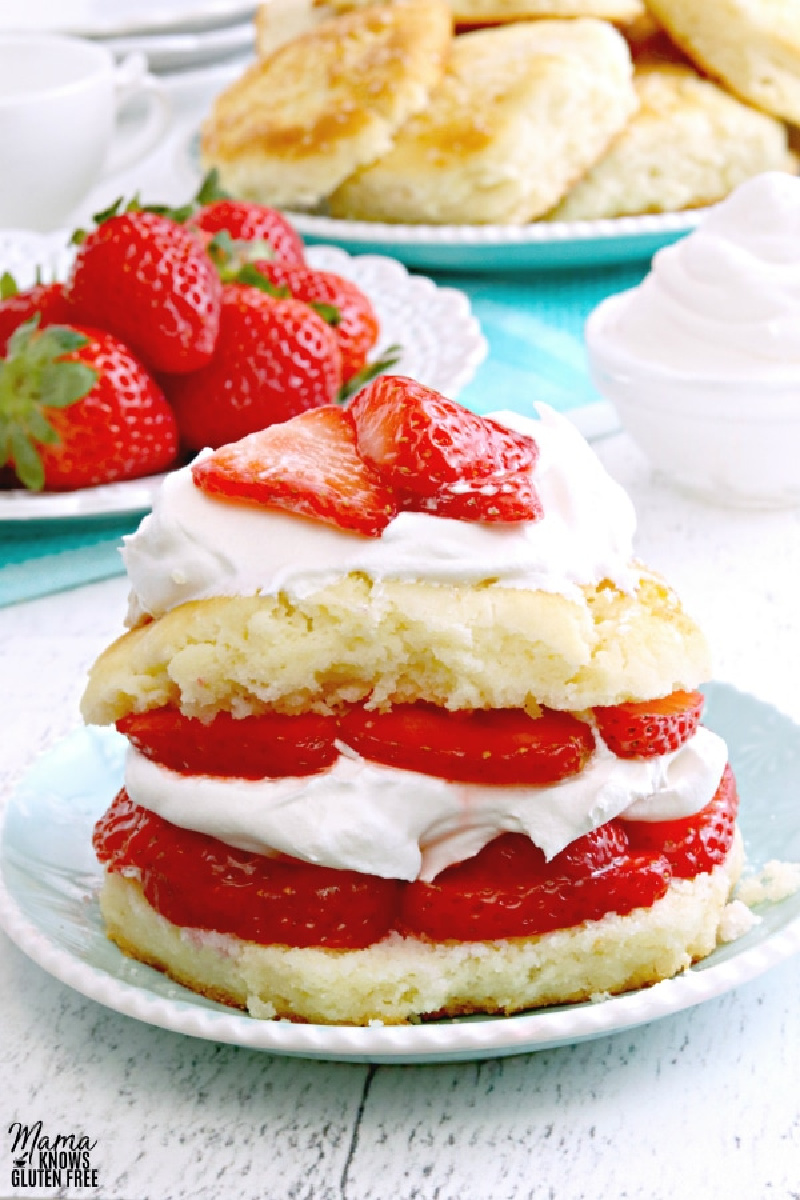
[
  {"x1": 0, "y1": 320, "x2": 95, "y2": 491},
  {"x1": 338, "y1": 344, "x2": 403, "y2": 404}
]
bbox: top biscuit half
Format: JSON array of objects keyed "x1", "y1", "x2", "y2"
[
  {"x1": 328, "y1": 19, "x2": 638, "y2": 224},
  {"x1": 201, "y1": 0, "x2": 452, "y2": 210}
]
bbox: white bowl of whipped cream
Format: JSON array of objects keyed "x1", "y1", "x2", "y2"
[{"x1": 585, "y1": 171, "x2": 800, "y2": 509}]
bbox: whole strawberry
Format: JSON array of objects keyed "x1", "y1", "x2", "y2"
[
  {"x1": 0, "y1": 321, "x2": 178, "y2": 492},
  {"x1": 165, "y1": 284, "x2": 342, "y2": 451},
  {"x1": 251, "y1": 262, "x2": 379, "y2": 382},
  {"x1": 65, "y1": 210, "x2": 222, "y2": 375},
  {"x1": 190, "y1": 198, "x2": 306, "y2": 267},
  {"x1": 0, "y1": 276, "x2": 69, "y2": 355}
]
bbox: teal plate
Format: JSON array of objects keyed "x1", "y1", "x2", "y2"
[
  {"x1": 284, "y1": 210, "x2": 703, "y2": 273},
  {"x1": 1, "y1": 682, "x2": 799, "y2": 1064}
]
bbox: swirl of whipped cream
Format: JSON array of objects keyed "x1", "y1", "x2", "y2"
[
  {"x1": 123, "y1": 727, "x2": 728, "y2": 882},
  {"x1": 596, "y1": 172, "x2": 800, "y2": 376},
  {"x1": 122, "y1": 404, "x2": 637, "y2": 620}
]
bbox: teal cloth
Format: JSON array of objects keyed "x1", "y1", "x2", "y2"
[
  {"x1": 445, "y1": 262, "x2": 648, "y2": 417},
  {"x1": 0, "y1": 517, "x2": 136, "y2": 608},
  {"x1": 0, "y1": 260, "x2": 650, "y2": 608}
]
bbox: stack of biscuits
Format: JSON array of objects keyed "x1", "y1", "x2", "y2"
[{"x1": 199, "y1": 0, "x2": 800, "y2": 224}]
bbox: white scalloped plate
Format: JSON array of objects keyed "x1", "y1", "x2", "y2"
[
  {"x1": 0, "y1": 233, "x2": 487, "y2": 523},
  {"x1": 1, "y1": 682, "x2": 799, "y2": 1063}
]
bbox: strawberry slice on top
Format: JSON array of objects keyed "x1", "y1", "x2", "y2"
[
  {"x1": 348, "y1": 374, "x2": 543, "y2": 523},
  {"x1": 191, "y1": 405, "x2": 399, "y2": 537},
  {"x1": 349, "y1": 375, "x2": 538, "y2": 493},
  {"x1": 593, "y1": 689, "x2": 705, "y2": 759}
]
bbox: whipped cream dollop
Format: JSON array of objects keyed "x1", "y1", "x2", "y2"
[
  {"x1": 594, "y1": 172, "x2": 800, "y2": 376},
  {"x1": 124, "y1": 726, "x2": 728, "y2": 881},
  {"x1": 122, "y1": 404, "x2": 637, "y2": 620}
]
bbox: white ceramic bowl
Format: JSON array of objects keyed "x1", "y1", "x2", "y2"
[{"x1": 585, "y1": 290, "x2": 800, "y2": 510}]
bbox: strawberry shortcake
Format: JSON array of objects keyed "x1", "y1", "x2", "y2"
[{"x1": 81, "y1": 376, "x2": 742, "y2": 1025}]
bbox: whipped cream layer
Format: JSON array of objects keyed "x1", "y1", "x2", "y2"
[
  {"x1": 124, "y1": 726, "x2": 728, "y2": 882},
  {"x1": 122, "y1": 404, "x2": 638, "y2": 620},
  {"x1": 595, "y1": 172, "x2": 800, "y2": 376}
]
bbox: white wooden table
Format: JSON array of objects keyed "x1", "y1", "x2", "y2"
[{"x1": 2, "y1": 431, "x2": 799, "y2": 1200}]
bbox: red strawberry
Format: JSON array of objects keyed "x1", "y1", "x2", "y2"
[
  {"x1": 623, "y1": 762, "x2": 738, "y2": 877},
  {"x1": 349, "y1": 375, "x2": 538, "y2": 492},
  {"x1": 190, "y1": 197, "x2": 306, "y2": 267},
  {"x1": 251, "y1": 262, "x2": 380, "y2": 382},
  {"x1": 338, "y1": 703, "x2": 595, "y2": 785},
  {"x1": 0, "y1": 277, "x2": 69, "y2": 355},
  {"x1": 411, "y1": 466, "x2": 544, "y2": 522},
  {"x1": 0, "y1": 321, "x2": 178, "y2": 492},
  {"x1": 117, "y1": 707, "x2": 338, "y2": 778},
  {"x1": 165, "y1": 284, "x2": 342, "y2": 451},
  {"x1": 593, "y1": 689, "x2": 705, "y2": 759},
  {"x1": 349, "y1": 374, "x2": 542, "y2": 523},
  {"x1": 65, "y1": 210, "x2": 222, "y2": 375},
  {"x1": 191, "y1": 405, "x2": 399, "y2": 536},
  {"x1": 399, "y1": 828, "x2": 671, "y2": 942}
]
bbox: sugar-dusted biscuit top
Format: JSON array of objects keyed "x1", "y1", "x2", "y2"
[
  {"x1": 644, "y1": 0, "x2": 800, "y2": 125},
  {"x1": 547, "y1": 62, "x2": 794, "y2": 220},
  {"x1": 201, "y1": 0, "x2": 452, "y2": 209},
  {"x1": 327, "y1": 19, "x2": 638, "y2": 225}
]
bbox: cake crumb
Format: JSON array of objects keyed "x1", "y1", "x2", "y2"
[
  {"x1": 737, "y1": 861, "x2": 800, "y2": 907},
  {"x1": 718, "y1": 900, "x2": 761, "y2": 944}
]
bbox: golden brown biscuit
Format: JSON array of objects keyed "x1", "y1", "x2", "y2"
[
  {"x1": 643, "y1": 0, "x2": 800, "y2": 125},
  {"x1": 97, "y1": 835, "x2": 743, "y2": 1025},
  {"x1": 80, "y1": 570, "x2": 709, "y2": 725},
  {"x1": 547, "y1": 62, "x2": 793, "y2": 220},
  {"x1": 327, "y1": 19, "x2": 637, "y2": 224},
  {"x1": 201, "y1": 0, "x2": 452, "y2": 209}
]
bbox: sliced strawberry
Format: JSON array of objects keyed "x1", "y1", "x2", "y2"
[
  {"x1": 623, "y1": 762, "x2": 738, "y2": 878},
  {"x1": 339, "y1": 703, "x2": 594, "y2": 785},
  {"x1": 0, "y1": 277, "x2": 69, "y2": 355},
  {"x1": 93, "y1": 791, "x2": 400, "y2": 949},
  {"x1": 117, "y1": 707, "x2": 338, "y2": 778},
  {"x1": 349, "y1": 374, "x2": 537, "y2": 493},
  {"x1": 399, "y1": 828, "x2": 672, "y2": 942},
  {"x1": 410, "y1": 466, "x2": 544, "y2": 523},
  {"x1": 191, "y1": 405, "x2": 400, "y2": 536},
  {"x1": 593, "y1": 689, "x2": 705, "y2": 759}
]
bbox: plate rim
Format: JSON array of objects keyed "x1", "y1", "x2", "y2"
[
  {"x1": 0, "y1": 0, "x2": 259, "y2": 39},
  {"x1": 1, "y1": 681, "x2": 799, "y2": 1063},
  {"x1": 284, "y1": 208, "x2": 705, "y2": 250}
]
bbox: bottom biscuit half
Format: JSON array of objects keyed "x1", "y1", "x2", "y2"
[{"x1": 99, "y1": 832, "x2": 743, "y2": 1026}]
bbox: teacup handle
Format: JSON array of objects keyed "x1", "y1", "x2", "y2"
[{"x1": 103, "y1": 52, "x2": 171, "y2": 177}]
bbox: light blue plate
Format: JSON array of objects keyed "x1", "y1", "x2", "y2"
[{"x1": 1, "y1": 682, "x2": 798, "y2": 1064}]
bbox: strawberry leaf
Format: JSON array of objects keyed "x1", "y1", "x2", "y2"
[
  {"x1": 194, "y1": 168, "x2": 229, "y2": 207},
  {"x1": 39, "y1": 361, "x2": 96, "y2": 408},
  {"x1": 7, "y1": 428, "x2": 43, "y2": 491},
  {"x1": 0, "y1": 272, "x2": 18, "y2": 301}
]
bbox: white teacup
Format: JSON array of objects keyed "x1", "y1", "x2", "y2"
[{"x1": 0, "y1": 34, "x2": 171, "y2": 232}]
